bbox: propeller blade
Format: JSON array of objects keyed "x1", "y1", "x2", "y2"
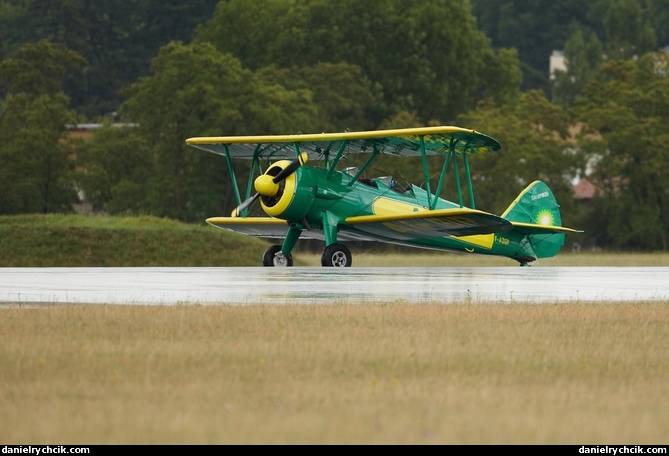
[
  {"x1": 272, "y1": 152, "x2": 308, "y2": 183},
  {"x1": 231, "y1": 192, "x2": 260, "y2": 217},
  {"x1": 231, "y1": 152, "x2": 307, "y2": 217}
]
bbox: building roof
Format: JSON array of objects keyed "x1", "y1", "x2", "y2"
[{"x1": 573, "y1": 178, "x2": 596, "y2": 199}]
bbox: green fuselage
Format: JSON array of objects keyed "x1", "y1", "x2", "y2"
[{"x1": 273, "y1": 167, "x2": 539, "y2": 263}]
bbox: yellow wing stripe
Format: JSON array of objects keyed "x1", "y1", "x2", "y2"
[
  {"x1": 372, "y1": 197, "x2": 426, "y2": 216},
  {"x1": 454, "y1": 234, "x2": 495, "y2": 249},
  {"x1": 187, "y1": 126, "x2": 476, "y2": 145},
  {"x1": 206, "y1": 217, "x2": 288, "y2": 226}
]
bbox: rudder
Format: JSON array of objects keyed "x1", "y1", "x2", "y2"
[{"x1": 502, "y1": 180, "x2": 565, "y2": 260}]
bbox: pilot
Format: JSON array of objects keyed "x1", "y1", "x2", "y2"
[
  {"x1": 359, "y1": 171, "x2": 377, "y2": 188},
  {"x1": 390, "y1": 177, "x2": 403, "y2": 193}
]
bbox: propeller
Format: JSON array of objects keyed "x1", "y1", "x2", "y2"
[{"x1": 231, "y1": 151, "x2": 308, "y2": 217}]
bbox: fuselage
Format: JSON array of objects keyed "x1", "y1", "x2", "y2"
[{"x1": 261, "y1": 166, "x2": 536, "y2": 261}]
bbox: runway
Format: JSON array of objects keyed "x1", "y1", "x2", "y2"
[{"x1": 1, "y1": 267, "x2": 668, "y2": 305}]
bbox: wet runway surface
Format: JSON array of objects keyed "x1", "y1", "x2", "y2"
[{"x1": 1, "y1": 267, "x2": 668, "y2": 305}]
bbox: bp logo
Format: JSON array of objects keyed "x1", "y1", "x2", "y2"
[{"x1": 536, "y1": 209, "x2": 555, "y2": 226}]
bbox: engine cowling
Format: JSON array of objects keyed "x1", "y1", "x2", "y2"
[{"x1": 258, "y1": 160, "x2": 315, "y2": 220}]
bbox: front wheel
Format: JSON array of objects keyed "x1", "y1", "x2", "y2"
[
  {"x1": 262, "y1": 245, "x2": 293, "y2": 267},
  {"x1": 321, "y1": 243, "x2": 352, "y2": 267}
]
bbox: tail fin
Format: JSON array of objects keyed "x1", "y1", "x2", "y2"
[{"x1": 502, "y1": 180, "x2": 582, "y2": 261}]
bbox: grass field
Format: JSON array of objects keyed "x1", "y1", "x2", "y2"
[
  {"x1": 1, "y1": 214, "x2": 668, "y2": 444},
  {"x1": 1, "y1": 302, "x2": 668, "y2": 445}
]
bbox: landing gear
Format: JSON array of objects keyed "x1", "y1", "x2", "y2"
[
  {"x1": 517, "y1": 257, "x2": 534, "y2": 267},
  {"x1": 262, "y1": 245, "x2": 293, "y2": 267},
  {"x1": 321, "y1": 243, "x2": 352, "y2": 267}
]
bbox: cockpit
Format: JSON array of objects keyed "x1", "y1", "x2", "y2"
[{"x1": 344, "y1": 167, "x2": 412, "y2": 194}]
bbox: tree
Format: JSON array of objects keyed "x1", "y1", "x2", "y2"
[
  {"x1": 470, "y1": 0, "x2": 604, "y2": 93},
  {"x1": 119, "y1": 41, "x2": 251, "y2": 220},
  {"x1": 0, "y1": 0, "x2": 21, "y2": 59},
  {"x1": 646, "y1": 0, "x2": 669, "y2": 49},
  {"x1": 74, "y1": 123, "x2": 153, "y2": 214},
  {"x1": 254, "y1": 62, "x2": 383, "y2": 132},
  {"x1": 197, "y1": 0, "x2": 522, "y2": 126},
  {"x1": 604, "y1": 0, "x2": 657, "y2": 61},
  {"x1": 118, "y1": 40, "x2": 329, "y2": 220},
  {"x1": 552, "y1": 27, "x2": 604, "y2": 106},
  {"x1": 3, "y1": 0, "x2": 219, "y2": 118},
  {"x1": 0, "y1": 40, "x2": 83, "y2": 214},
  {"x1": 456, "y1": 91, "x2": 580, "y2": 224},
  {"x1": 135, "y1": 0, "x2": 219, "y2": 53},
  {"x1": 575, "y1": 52, "x2": 669, "y2": 250}
]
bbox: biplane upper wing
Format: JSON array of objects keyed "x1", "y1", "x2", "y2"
[
  {"x1": 185, "y1": 125, "x2": 501, "y2": 162},
  {"x1": 344, "y1": 208, "x2": 513, "y2": 240},
  {"x1": 189, "y1": 126, "x2": 508, "y2": 242}
]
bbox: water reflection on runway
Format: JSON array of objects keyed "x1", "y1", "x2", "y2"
[{"x1": 1, "y1": 267, "x2": 668, "y2": 305}]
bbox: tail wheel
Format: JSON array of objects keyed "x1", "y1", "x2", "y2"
[
  {"x1": 262, "y1": 245, "x2": 294, "y2": 267},
  {"x1": 321, "y1": 243, "x2": 352, "y2": 267}
]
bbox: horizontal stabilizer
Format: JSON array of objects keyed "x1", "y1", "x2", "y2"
[{"x1": 511, "y1": 222, "x2": 584, "y2": 235}]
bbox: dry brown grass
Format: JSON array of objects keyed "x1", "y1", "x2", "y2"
[{"x1": 1, "y1": 302, "x2": 668, "y2": 444}]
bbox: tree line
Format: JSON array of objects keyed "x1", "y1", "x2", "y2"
[{"x1": 1, "y1": 0, "x2": 668, "y2": 251}]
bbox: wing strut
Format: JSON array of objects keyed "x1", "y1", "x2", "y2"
[
  {"x1": 452, "y1": 142, "x2": 463, "y2": 207},
  {"x1": 419, "y1": 136, "x2": 433, "y2": 209},
  {"x1": 347, "y1": 148, "x2": 381, "y2": 186},
  {"x1": 222, "y1": 144, "x2": 244, "y2": 209},
  {"x1": 463, "y1": 143, "x2": 475, "y2": 209},
  {"x1": 325, "y1": 140, "x2": 350, "y2": 180},
  {"x1": 431, "y1": 144, "x2": 452, "y2": 210}
]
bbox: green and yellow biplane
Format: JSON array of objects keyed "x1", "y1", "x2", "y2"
[{"x1": 186, "y1": 126, "x2": 581, "y2": 267}]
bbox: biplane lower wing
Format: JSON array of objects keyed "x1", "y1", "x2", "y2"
[
  {"x1": 207, "y1": 208, "x2": 512, "y2": 243},
  {"x1": 206, "y1": 217, "x2": 289, "y2": 237},
  {"x1": 205, "y1": 217, "x2": 375, "y2": 241},
  {"x1": 344, "y1": 208, "x2": 513, "y2": 241}
]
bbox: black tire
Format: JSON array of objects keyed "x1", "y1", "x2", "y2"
[
  {"x1": 262, "y1": 245, "x2": 293, "y2": 267},
  {"x1": 321, "y1": 243, "x2": 352, "y2": 267}
]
